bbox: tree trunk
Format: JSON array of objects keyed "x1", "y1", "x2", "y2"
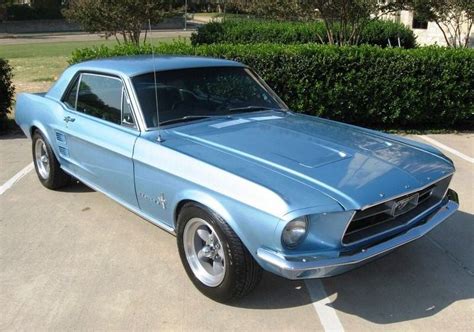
[
  {"x1": 323, "y1": 19, "x2": 335, "y2": 45},
  {"x1": 463, "y1": 20, "x2": 473, "y2": 47},
  {"x1": 434, "y1": 20, "x2": 451, "y2": 47}
]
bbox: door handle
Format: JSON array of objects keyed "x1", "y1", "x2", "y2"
[{"x1": 64, "y1": 116, "x2": 76, "y2": 123}]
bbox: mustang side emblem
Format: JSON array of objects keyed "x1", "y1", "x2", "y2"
[
  {"x1": 391, "y1": 193, "x2": 419, "y2": 217},
  {"x1": 139, "y1": 192, "x2": 167, "y2": 209},
  {"x1": 157, "y1": 193, "x2": 167, "y2": 210}
]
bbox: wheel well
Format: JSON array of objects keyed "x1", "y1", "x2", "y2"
[
  {"x1": 30, "y1": 125, "x2": 39, "y2": 137},
  {"x1": 29, "y1": 126, "x2": 59, "y2": 161},
  {"x1": 174, "y1": 199, "x2": 195, "y2": 228}
]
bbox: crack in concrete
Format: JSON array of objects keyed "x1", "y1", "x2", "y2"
[{"x1": 427, "y1": 235, "x2": 474, "y2": 277}]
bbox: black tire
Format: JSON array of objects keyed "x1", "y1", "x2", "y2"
[
  {"x1": 32, "y1": 130, "x2": 71, "y2": 189},
  {"x1": 177, "y1": 203, "x2": 262, "y2": 303}
]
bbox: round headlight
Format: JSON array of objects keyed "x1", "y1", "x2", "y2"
[{"x1": 282, "y1": 217, "x2": 308, "y2": 248}]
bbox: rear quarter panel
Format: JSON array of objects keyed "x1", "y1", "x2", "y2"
[{"x1": 15, "y1": 93, "x2": 67, "y2": 165}]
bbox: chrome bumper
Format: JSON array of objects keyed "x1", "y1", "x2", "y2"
[{"x1": 257, "y1": 199, "x2": 459, "y2": 280}]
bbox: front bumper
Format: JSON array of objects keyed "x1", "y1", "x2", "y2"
[{"x1": 257, "y1": 196, "x2": 459, "y2": 280}]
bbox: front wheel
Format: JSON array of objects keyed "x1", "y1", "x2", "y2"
[
  {"x1": 177, "y1": 203, "x2": 262, "y2": 302},
  {"x1": 32, "y1": 131, "x2": 71, "y2": 189}
]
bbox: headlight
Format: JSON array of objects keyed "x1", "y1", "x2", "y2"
[{"x1": 282, "y1": 217, "x2": 308, "y2": 249}]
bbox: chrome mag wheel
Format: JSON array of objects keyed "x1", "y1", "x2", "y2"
[
  {"x1": 34, "y1": 138, "x2": 50, "y2": 180},
  {"x1": 183, "y1": 218, "x2": 226, "y2": 287}
]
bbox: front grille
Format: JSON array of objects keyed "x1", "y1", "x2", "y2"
[{"x1": 342, "y1": 177, "x2": 451, "y2": 245}]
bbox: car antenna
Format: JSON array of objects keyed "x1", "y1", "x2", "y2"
[{"x1": 149, "y1": 19, "x2": 163, "y2": 143}]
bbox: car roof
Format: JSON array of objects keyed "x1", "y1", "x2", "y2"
[
  {"x1": 46, "y1": 55, "x2": 246, "y2": 101},
  {"x1": 72, "y1": 55, "x2": 244, "y2": 77}
]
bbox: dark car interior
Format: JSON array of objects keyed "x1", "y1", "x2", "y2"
[
  {"x1": 135, "y1": 84, "x2": 226, "y2": 127},
  {"x1": 132, "y1": 67, "x2": 283, "y2": 128}
]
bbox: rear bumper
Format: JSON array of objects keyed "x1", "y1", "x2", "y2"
[{"x1": 257, "y1": 195, "x2": 459, "y2": 280}]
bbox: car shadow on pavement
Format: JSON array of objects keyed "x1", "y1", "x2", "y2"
[
  {"x1": 57, "y1": 180, "x2": 94, "y2": 193},
  {"x1": 231, "y1": 210, "x2": 473, "y2": 324},
  {"x1": 0, "y1": 131, "x2": 25, "y2": 140},
  {"x1": 228, "y1": 272, "x2": 313, "y2": 309}
]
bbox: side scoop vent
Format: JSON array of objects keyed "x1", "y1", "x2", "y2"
[
  {"x1": 58, "y1": 146, "x2": 69, "y2": 157},
  {"x1": 55, "y1": 131, "x2": 66, "y2": 143}
]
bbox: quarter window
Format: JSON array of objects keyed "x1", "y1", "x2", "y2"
[
  {"x1": 64, "y1": 76, "x2": 79, "y2": 109},
  {"x1": 122, "y1": 89, "x2": 135, "y2": 127},
  {"x1": 76, "y1": 74, "x2": 123, "y2": 125}
]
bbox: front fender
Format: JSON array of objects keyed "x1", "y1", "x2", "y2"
[
  {"x1": 172, "y1": 189, "x2": 282, "y2": 260},
  {"x1": 173, "y1": 189, "x2": 234, "y2": 228}
]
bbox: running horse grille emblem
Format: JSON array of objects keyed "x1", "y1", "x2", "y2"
[{"x1": 390, "y1": 193, "x2": 419, "y2": 217}]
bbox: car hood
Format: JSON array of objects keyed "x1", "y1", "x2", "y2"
[{"x1": 166, "y1": 112, "x2": 454, "y2": 211}]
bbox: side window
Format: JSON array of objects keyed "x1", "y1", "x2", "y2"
[
  {"x1": 76, "y1": 74, "x2": 122, "y2": 125},
  {"x1": 64, "y1": 76, "x2": 79, "y2": 109}
]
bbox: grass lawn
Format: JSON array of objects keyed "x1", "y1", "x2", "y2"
[
  {"x1": 1, "y1": 37, "x2": 178, "y2": 86},
  {"x1": 0, "y1": 36, "x2": 180, "y2": 122}
]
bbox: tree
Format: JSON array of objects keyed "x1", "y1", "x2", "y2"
[
  {"x1": 409, "y1": 0, "x2": 473, "y2": 47},
  {"x1": 63, "y1": 0, "x2": 183, "y2": 45},
  {"x1": 310, "y1": 0, "x2": 379, "y2": 45},
  {"x1": 229, "y1": 0, "x2": 314, "y2": 21},
  {"x1": 229, "y1": 0, "x2": 407, "y2": 45}
]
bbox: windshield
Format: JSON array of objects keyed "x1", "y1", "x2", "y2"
[{"x1": 132, "y1": 66, "x2": 287, "y2": 128}]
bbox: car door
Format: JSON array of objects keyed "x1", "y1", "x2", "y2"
[{"x1": 60, "y1": 72, "x2": 140, "y2": 208}]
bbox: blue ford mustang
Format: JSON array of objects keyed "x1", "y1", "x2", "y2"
[{"x1": 15, "y1": 56, "x2": 459, "y2": 302}]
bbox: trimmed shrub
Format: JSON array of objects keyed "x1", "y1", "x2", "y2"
[
  {"x1": 0, "y1": 58, "x2": 15, "y2": 132},
  {"x1": 70, "y1": 43, "x2": 474, "y2": 130},
  {"x1": 191, "y1": 19, "x2": 417, "y2": 49}
]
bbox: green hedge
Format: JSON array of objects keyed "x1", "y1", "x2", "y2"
[
  {"x1": 0, "y1": 59, "x2": 15, "y2": 132},
  {"x1": 70, "y1": 43, "x2": 474, "y2": 130},
  {"x1": 191, "y1": 20, "x2": 417, "y2": 49}
]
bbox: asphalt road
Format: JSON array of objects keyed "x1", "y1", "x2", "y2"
[
  {"x1": 0, "y1": 30, "x2": 193, "y2": 45},
  {"x1": 1, "y1": 133, "x2": 473, "y2": 330}
]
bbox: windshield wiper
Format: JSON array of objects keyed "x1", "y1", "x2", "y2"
[
  {"x1": 228, "y1": 106, "x2": 290, "y2": 114},
  {"x1": 160, "y1": 115, "x2": 229, "y2": 126}
]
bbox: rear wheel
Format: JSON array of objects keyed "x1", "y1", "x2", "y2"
[
  {"x1": 177, "y1": 203, "x2": 262, "y2": 302},
  {"x1": 32, "y1": 131, "x2": 71, "y2": 189}
]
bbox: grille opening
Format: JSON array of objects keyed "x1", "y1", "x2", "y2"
[{"x1": 343, "y1": 185, "x2": 440, "y2": 245}]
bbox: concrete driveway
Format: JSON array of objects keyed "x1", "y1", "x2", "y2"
[{"x1": 1, "y1": 133, "x2": 473, "y2": 330}]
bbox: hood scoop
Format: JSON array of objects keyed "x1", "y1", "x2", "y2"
[
  {"x1": 174, "y1": 123, "x2": 352, "y2": 170},
  {"x1": 270, "y1": 140, "x2": 350, "y2": 168}
]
